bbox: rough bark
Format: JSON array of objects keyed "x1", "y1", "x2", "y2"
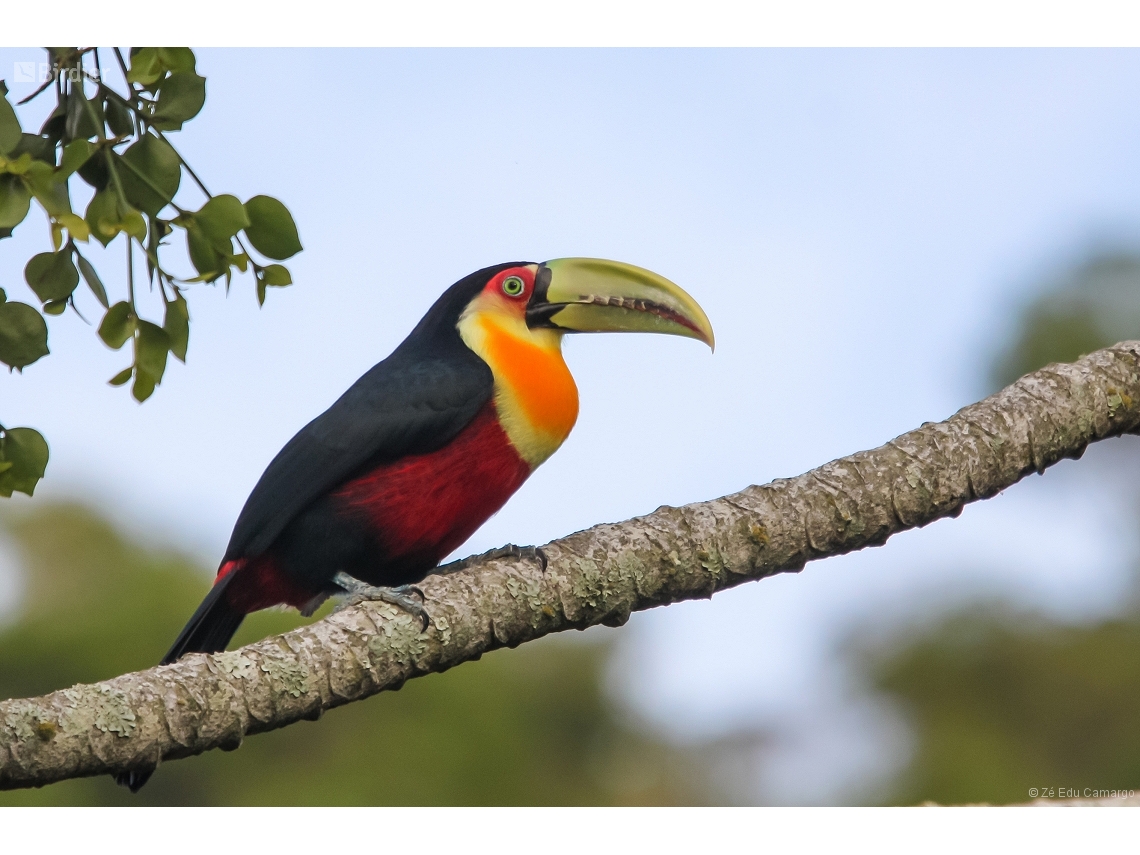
[{"x1": 3, "y1": 342, "x2": 1140, "y2": 790}]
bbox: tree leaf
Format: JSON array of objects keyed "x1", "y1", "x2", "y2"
[
  {"x1": 106, "y1": 367, "x2": 134, "y2": 388},
  {"x1": 135, "y1": 320, "x2": 170, "y2": 383},
  {"x1": 146, "y1": 215, "x2": 171, "y2": 283},
  {"x1": 131, "y1": 320, "x2": 170, "y2": 402},
  {"x1": 64, "y1": 88, "x2": 103, "y2": 142},
  {"x1": 0, "y1": 94, "x2": 21, "y2": 155},
  {"x1": 0, "y1": 427, "x2": 49, "y2": 497},
  {"x1": 0, "y1": 300, "x2": 49, "y2": 369},
  {"x1": 23, "y1": 160, "x2": 72, "y2": 219},
  {"x1": 108, "y1": 366, "x2": 133, "y2": 386},
  {"x1": 118, "y1": 134, "x2": 181, "y2": 217},
  {"x1": 182, "y1": 218, "x2": 226, "y2": 281},
  {"x1": 103, "y1": 91, "x2": 134, "y2": 137},
  {"x1": 195, "y1": 194, "x2": 249, "y2": 246},
  {"x1": 122, "y1": 206, "x2": 147, "y2": 242},
  {"x1": 85, "y1": 188, "x2": 119, "y2": 246},
  {"x1": 157, "y1": 48, "x2": 196, "y2": 73},
  {"x1": 24, "y1": 251, "x2": 79, "y2": 303},
  {"x1": 57, "y1": 139, "x2": 94, "y2": 179},
  {"x1": 76, "y1": 254, "x2": 109, "y2": 308},
  {"x1": 0, "y1": 174, "x2": 31, "y2": 229},
  {"x1": 42, "y1": 299, "x2": 67, "y2": 315},
  {"x1": 39, "y1": 101, "x2": 67, "y2": 146},
  {"x1": 163, "y1": 291, "x2": 189, "y2": 362},
  {"x1": 243, "y1": 195, "x2": 302, "y2": 260},
  {"x1": 260, "y1": 263, "x2": 292, "y2": 286},
  {"x1": 2, "y1": 152, "x2": 32, "y2": 175},
  {"x1": 13, "y1": 133, "x2": 56, "y2": 166},
  {"x1": 98, "y1": 301, "x2": 136, "y2": 349},
  {"x1": 131, "y1": 371, "x2": 156, "y2": 402},
  {"x1": 58, "y1": 212, "x2": 90, "y2": 242},
  {"x1": 126, "y1": 48, "x2": 164, "y2": 87},
  {"x1": 150, "y1": 72, "x2": 206, "y2": 130},
  {"x1": 77, "y1": 147, "x2": 109, "y2": 190}
]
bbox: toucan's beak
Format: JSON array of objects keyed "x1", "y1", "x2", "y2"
[{"x1": 527, "y1": 257, "x2": 715, "y2": 350}]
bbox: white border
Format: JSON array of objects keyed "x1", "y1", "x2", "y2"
[{"x1": 4, "y1": 1, "x2": 1140, "y2": 48}]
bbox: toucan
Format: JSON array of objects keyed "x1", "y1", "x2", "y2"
[{"x1": 116, "y1": 258, "x2": 712, "y2": 791}]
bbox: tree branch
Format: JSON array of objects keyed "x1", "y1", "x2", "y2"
[{"x1": 4, "y1": 342, "x2": 1140, "y2": 790}]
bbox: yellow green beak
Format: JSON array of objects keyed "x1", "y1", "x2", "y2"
[{"x1": 527, "y1": 257, "x2": 715, "y2": 350}]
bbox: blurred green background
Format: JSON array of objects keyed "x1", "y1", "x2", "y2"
[
  {"x1": 856, "y1": 249, "x2": 1140, "y2": 806},
  {"x1": 4, "y1": 250, "x2": 1140, "y2": 806}
]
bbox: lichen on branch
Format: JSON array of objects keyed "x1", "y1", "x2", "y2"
[{"x1": 3, "y1": 341, "x2": 1140, "y2": 790}]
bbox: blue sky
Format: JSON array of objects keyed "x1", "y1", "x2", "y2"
[{"x1": 3, "y1": 48, "x2": 1140, "y2": 801}]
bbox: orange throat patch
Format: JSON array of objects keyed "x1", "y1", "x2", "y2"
[{"x1": 457, "y1": 311, "x2": 579, "y2": 468}]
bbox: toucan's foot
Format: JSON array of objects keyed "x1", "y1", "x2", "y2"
[
  {"x1": 331, "y1": 572, "x2": 431, "y2": 630},
  {"x1": 443, "y1": 544, "x2": 548, "y2": 574}
]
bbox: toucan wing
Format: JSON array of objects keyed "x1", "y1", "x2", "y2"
[{"x1": 224, "y1": 350, "x2": 493, "y2": 561}]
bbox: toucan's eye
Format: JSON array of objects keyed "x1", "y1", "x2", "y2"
[{"x1": 501, "y1": 276, "x2": 525, "y2": 297}]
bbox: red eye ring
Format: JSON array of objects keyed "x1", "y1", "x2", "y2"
[{"x1": 501, "y1": 275, "x2": 525, "y2": 297}]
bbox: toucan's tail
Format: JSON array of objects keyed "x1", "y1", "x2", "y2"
[
  {"x1": 115, "y1": 570, "x2": 247, "y2": 793},
  {"x1": 159, "y1": 569, "x2": 247, "y2": 666}
]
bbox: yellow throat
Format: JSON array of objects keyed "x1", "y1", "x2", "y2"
[{"x1": 457, "y1": 308, "x2": 579, "y2": 468}]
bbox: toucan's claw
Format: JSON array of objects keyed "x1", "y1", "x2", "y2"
[
  {"x1": 396, "y1": 584, "x2": 426, "y2": 603},
  {"x1": 442, "y1": 543, "x2": 548, "y2": 575},
  {"x1": 332, "y1": 572, "x2": 432, "y2": 631}
]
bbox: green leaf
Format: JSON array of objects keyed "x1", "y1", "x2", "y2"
[
  {"x1": 77, "y1": 147, "x2": 109, "y2": 190},
  {"x1": 0, "y1": 174, "x2": 31, "y2": 229},
  {"x1": 157, "y1": 48, "x2": 196, "y2": 73},
  {"x1": 131, "y1": 371, "x2": 156, "y2": 402},
  {"x1": 76, "y1": 254, "x2": 109, "y2": 308},
  {"x1": 98, "y1": 301, "x2": 136, "y2": 349},
  {"x1": 24, "y1": 251, "x2": 79, "y2": 303},
  {"x1": 108, "y1": 367, "x2": 133, "y2": 386},
  {"x1": 150, "y1": 72, "x2": 206, "y2": 130},
  {"x1": 13, "y1": 133, "x2": 56, "y2": 166},
  {"x1": 103, "y1": 91, "x2": 134, "y2": 137},
  {"x1": 243, "y1": 195, "x2": 302, "y2": 260},
  {"x1": 1, "y1": 152, "x2": 32, "y2": 175},
  {"x1": 256, "y1": 263, "x2": 293, "y2": 306},
  {"x1": 182, "y1": 218, "x2": 226, "y2": 281},
  {"x1": 120, "y1": 205, "x2": 147, "y2": 242},
  {"x1": 39, "y1": 101, "x2": 67, "y2": 146},
  {"x1": 0, "y1": 427, "x2": 49, "y2": 497},
  {"x1": 118, "y1": 134, "x2": 181, "y2": 217},
  {"x1": 57, "y1": 139, "x2": 94, "y2": 179},
  {"x1": 42, "y1": 299, "x2": 66, "y2": 315},
  {"x1": 135, "y1": 320, "x2": 169, "y2": 380},
  {"x1": 85, "y1": 188, "x2": 119, "y2": 246},
  {"x1": 85, "y1": 188, "x2": 145, "y2": 244},
  {"x1": 260, "y1": 263, "x2": 292, "y2": 286},
  {"x1": 132, "y1": 320, "x2": 170, "y2": 401},
  {"x1": 0, "y1": 300, "x2": 49, "y2": 369},
  {"x1": 146, "y1": 215, "x2": 171, "y2": 283},
  {"x1": 163, "y1": 291, "x2": 189, "y2": 362},
  {"x1": 127, "y1": 48, "x2": 164, "y2": 87},
  {"x1": 0, "y1": 94, "x2": 21, "y2": 155},
  {"x1": 64, "y1": 88, "x2": 103, "y2": 142},
  {"x1": 196, "y1": 194, "x2": 249, "y2": 245},
  {"x1": 23, "y1": 160, "x2": 72, "y2": 219},
  {"x1": 57, "y1": 212, "x2": 89, "y2": 242}
]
